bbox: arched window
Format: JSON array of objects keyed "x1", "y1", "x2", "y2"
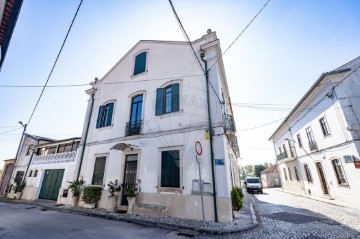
[
  {"x1": 133, "y1": 51, "x2": 147, "y2": 76},
  {"x1": 126, "y1": 95, "x2": 143, "y2": 136}
]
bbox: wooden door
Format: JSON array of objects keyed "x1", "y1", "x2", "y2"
[
  {"x1": 315, "y1": 162, "x2": 329, "y2": 195},
  {"x1": 121, "y1": 155, "x2": 138, "y2": 205},
  {"x1": 39, "y1": 169, "x2": 64, "y2": 200}
]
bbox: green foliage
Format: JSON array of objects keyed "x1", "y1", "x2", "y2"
[
  {"x1": 14, "y1": 179, "x2": 26, "y2": 193},
  {"x1": 107, "y1": 180, "x2": 121, "y2": 196},
  {"x1": 254, "y1": 164, "x2": 267, "y2": 177},
  {"x1": 231, "y1": 187, "x2": 243, "y2": 211},
  {"x1": 123, "y1": 183, "x2": 138, "y2": 198},
  {"x1": 67, "y1": 178, "x2": 85, "y2": 197},
  {"x1": 82, "y1": 186, "x2": 102, "y2": 203}
]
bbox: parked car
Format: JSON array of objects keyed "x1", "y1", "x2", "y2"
[{"x1": 245, "y1": 177, "x2": 263, "y2": 194}]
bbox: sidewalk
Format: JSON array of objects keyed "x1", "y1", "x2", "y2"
[
  {"x1": 276, "y1": 188, "x2": 360, "y2": 210},
  {"x1": 0, "y1": 192, "x2": 258, "y2": 235}
]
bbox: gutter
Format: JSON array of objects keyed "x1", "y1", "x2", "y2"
[{"x1": 200, "y1": 51, "x2": 218, "y2": 222}]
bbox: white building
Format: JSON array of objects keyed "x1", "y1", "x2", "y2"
[
  {"x1": 269, "y1": 56, "x2": 360, "y2": 206},
  {"x1": 76, "y1": 30, "x2": 240, "y2": 223},
  {"x1": 8, "y1": 134, "x2": 81, "y2": 205}
]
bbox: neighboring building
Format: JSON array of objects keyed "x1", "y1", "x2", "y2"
[
  {"x1": 77, "y1": 30, "x2": 240, "y2": 222},
  {"x1": 0, "y1": 159, "x2": 14, "y2": 196},
  {"x1": 269, "y1": 56, "x2": 360, "y2": 206},
  {"x1": 0, "y1": 0, "x2": 23, "y2": 69},
  {"x1": 20, "y1": 137, "x2": 81, "y2": 204},
  {"x1": 260, "y1": 165, "x2": 281, "y2": 188}
]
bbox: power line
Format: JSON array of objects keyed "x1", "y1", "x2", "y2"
[
  {"x1": 208, "y1": 0, "x2": 271, "y2": 72},
  {"x1": 0, "y1": 127, "x2": 22, "y2": 134},
  {"x1": 238, "y1": 117, "x2": 285, "y2": 132},
  {"x1": 26, "y1": 0, "x2": 84, "y2": 125},
  {"x1": 0, "y1": 126, "x2": 18, "y2": 128}
]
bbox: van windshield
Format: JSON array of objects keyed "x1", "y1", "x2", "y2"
[{"x1": 247, "y1": 178, "x2": 260, "y2": 183}]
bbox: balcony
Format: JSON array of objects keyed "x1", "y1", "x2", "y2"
[
  {"x1": 309, "y1": 141, "x2": 318, "y2": 151},
  {"x1": 125, "y1": 120, "x2": 142, "y2": 136},
  {"x1": 276, "y1": 152, "x2": 288, "y2": 161},
  {"x1": 31, "y1": 151, "x2": 77, "y2": 165},
  {"x1": 229, "y1": 137, "x2": 240, "y2": 158},
  {"x1": 223, "y1": 114, "x2": 236, "y2": 140}
]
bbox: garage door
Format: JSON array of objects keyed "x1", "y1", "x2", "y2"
[{"x1": 39, "y1": 169, "x2": 64, "y2": 200}]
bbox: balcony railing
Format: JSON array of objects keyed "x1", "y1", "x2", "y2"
[
  {"x1": 31, "y1": 151, "x2": 77, "y2": 165},
  {"x1": 276, "y1": 152, "x2": 287, "y2": 161},
  {"x1": 125, "y1": 120, "x2": 142, "y2": 136},
  {"x1": 309, "y1": 141, "x2": 318, "y2": 151},
  {"x1": 229, "y1": 137, "x2": 240, "y2": 158},
  {"x1": 223, "y1": 114, "x2": 236, "y2": 133}
]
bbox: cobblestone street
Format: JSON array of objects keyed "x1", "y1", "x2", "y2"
[{"x1": 202, "y1": 188, "x2": 360, "y2": 239}]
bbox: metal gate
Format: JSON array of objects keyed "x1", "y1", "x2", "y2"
[
  {"x1": 39, "y1": 169, "x2": 64, "y2": 200},
  {"x1": 121, "y1": 155, "x2": 138, "y2": 205}
]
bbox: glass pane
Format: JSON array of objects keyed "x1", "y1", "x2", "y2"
[
  {"x1": 137, "y1": 101, "x2": 142, "y2": 121},
  {"x1": 165, "y1": 88, "x2": 172, "y2": 113},
  {"x1": 131, "y1": 104, "x2": 137, "y2": 122}
]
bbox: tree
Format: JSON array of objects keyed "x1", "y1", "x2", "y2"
[{"x1": 254, "y1": 164, "x2": 267, "y2": 177}]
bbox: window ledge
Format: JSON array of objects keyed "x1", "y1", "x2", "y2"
[
  {"x1": 157, "y1": 187, "x2": 183, "y2": 194},
  {"x1": 131, "y1": 70, "x2": 148, "y2": 80},
  {"x1": 159, "y1": 110, "x2": 182, "y2": 119},
  {"x1": 96, "y1": 125, "x2": 114, "y2": 131},
  {"x1": 338, "y1": 184, "x2": 350, "y2": 188}
]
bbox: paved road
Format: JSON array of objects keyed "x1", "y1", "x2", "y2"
[
  {"x1": 203, "y1": 188, "x2": 360, "y2": 239},
  {"x1": 0, "y1": 202, "x2": 188, "y2": 239}
]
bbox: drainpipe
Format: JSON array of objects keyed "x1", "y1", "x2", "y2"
[
  {"x1": 76, "y1": 93, "x2": 95, "y2": 179},
  {"x1": 200, "y1": 51, "x2": 218, "y2": 222}
]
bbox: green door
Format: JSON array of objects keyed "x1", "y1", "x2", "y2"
[{"x1": 39, "y1": 169, "x2": 64, "y2": 200}]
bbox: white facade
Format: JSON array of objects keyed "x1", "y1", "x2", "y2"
[
  {"x1": 270, "y1": 56, "x2": 360, "y2": 206},
  {"x1": 77, "y1": 30, "x2": 240, "y2": 222}
]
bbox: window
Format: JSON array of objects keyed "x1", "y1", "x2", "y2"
[
  {"x1": 306, "y1": 126, "x2": 317, "y2": 151},
  {"x1": 156, "y1": 83, "x2": 179, "y2": 115},
  {"x1": 282, "y1": 144, "x2": 288, "y2": 158},
  {"x1": 34, "y1": 170, "x2": 38, "y2": 177},
  {"x1": 161, "y1": 150, "x2": 180, "y2": 188},
  {"x1": 92, "y1": 157, "x2": 106, "y2": 185},
  {"x1": 28, "y1": 170, "x2": 33, "y2": 177},
  {"x1": 96, "y1": 102, "x2": 114, "y2": 128},
  {"x1": 133, "y1": 51, "x2": 147, "y2": 76},
  {"x1": 331, "y1": 159, "x2": 347, "y2": 185},
  {"x1": 15, "y1": 171, "x2": 24, "y2": 182},
  {"x1": 319, "y1": 116, "x2": 331, "y2": 136},
  {"x1": 288, "y1": 140, "x2": 295, "y2": 158},
  {"x1": 26, "y1": 146, "x2": 33, "y2": 155},
  {"x1": 278, "y1": 147, "x2": 282, "y2": 154},
  {"x1": 304, "y1": 164, "x2": 313, "y2": 183},
  {"x1": 283, "y1": 168, "x2": 288, "y2": 181},
  {"x1": 58, "y1": 141, "x2": 79, "y2": 153},
  {"x1": 47, "y1": 146, "x2": 57, "y2": 155},
  {"x1": 294, "y1": 167, "x2": 300, "y2": 181},
  {"x1": 297, "y1": 134, "x2": 303, "y2": 148},
  {"x1": 126, "y1": 95, "x2": 143, "y2": 136},
  {"x1": 288, "y1": 167, "x2": 293, "y2": 180}
]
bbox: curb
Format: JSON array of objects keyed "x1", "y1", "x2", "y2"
[{"x1": 0, "y1": 199, "x2": 259, "y2": 235}]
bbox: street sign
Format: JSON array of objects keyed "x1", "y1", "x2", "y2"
[
  {"x1": 195, "y1": 141, "x2": 202, "y2": 155},
  {"x1": 205, "y1": 133, "x2": 210, "y2": 141}
]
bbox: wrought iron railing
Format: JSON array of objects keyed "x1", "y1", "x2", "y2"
[
  {"x1": 309, "y1": 141, "x2": 318, "y2": 151},
  {"x1": 276, "y1": 152, "x2": 287, "y2": 161},
  {"x1": 223, "y1": 114, "x2": 236, "y2": 133},
  {"x1": 31, "y1": 151, "x2": 77, "y2": 165},
  {"x1": 125, "y1": 120, "x2": 142, "y2": 136}
]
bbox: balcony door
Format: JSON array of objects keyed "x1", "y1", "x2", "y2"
[{"x1": 126, "y1": 95, "x2": 143, "y2": 136}]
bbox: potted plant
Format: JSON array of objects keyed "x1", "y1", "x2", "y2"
[
  {"x1": 107, "y1": 179, "x2": 121, "y2": 211},
  {"x1": 231, "y1": 187, "x2": 243, "y2": 219},
  {"x1": 82, "y1": 186, "x2": 102, "y2": 209},
  {"x1": 123, "y1": 183, "x2": 138, "y2": 214},
  {"x1": 14, "y1": 179, "x2": 26, "y2": 200},
  {"x1": 67, "y1": 178, "x2": 85, "y2": 207}
]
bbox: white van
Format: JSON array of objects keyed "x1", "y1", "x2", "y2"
[{"x1": 245, "y1": 177, "x2": 263, "y2": 194}]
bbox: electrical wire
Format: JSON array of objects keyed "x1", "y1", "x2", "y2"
[
  {"x1": 238, "y1": 117, "x2": 285, "y2": 132},
  {"x1": 0, "y1": 127, "x2": 22, "y2": 134},
  {"x1": 26, "y1": 0, "x2": 84, "y2": 125},
  {"x1": 208, "y1": 0, "x2": 271, "y2": 72}
]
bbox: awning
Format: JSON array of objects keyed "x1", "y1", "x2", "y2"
[{"x1": 111, "y1": 143, "x2": 141, "y2": 151}]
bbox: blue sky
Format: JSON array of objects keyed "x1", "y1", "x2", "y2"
[{"x1": 1, "y1": 0, "x2": 360, "y2": 168}]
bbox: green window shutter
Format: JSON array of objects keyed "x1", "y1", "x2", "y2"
[
  {"x1": 171, "y1": 83, "x2": 179, "y2": 112},
  {"x1": 105, "y1": 102, "x2": 114, "y2": 126},
  {"x1": 156, "y1": 88, "x2": 163, "y2": 116},
  {"x1": 96, "y1": 106, "x2": 104, "y2": 128},
  {"x1": 134, "y1": 52, "x2": 147, "y2": 75},
  {"x1": 92, "y1": 157, "x2": 106, "y2": 185},
  {"x1": 161, "y1": 151, "x2": 180, "y2": 188}
]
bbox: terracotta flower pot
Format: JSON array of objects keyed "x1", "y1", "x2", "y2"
[{"x1": 126, "y1": 197, "x2": 136, "y2": 214}]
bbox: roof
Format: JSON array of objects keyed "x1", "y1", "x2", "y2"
[
  {"x1": 261, "y1": 165, "x2": 278, "y2": 174},
  {"x1": 34, "y1": 137, "x2": 81, "y2": 148},
  {"x1": 0, "y1": 0, "x2": 23, "y2": 70},
  {"x1": 269, "y1": 56, "x2": 360, "y2": 140},
  {"x1": 24, "y1": 133, "x2": 56, "y2": 142}
]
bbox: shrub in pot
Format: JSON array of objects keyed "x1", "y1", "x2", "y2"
[
  {"x1": 14, "y1": 179, "x2": 26, "y2": 200},
  {"x1": 67, "y1": 178, "x2": 85, "y2": 206},
  {"x1": 123, "y1": 183, "x2": 138, "y2": 214},
  {"x1": 107, "y1": 180, "x2": 121, "y2": 211},
  {"x1": 82, "y1": 186, "x2": 102, "y2": 209},
  {"x1": 231, "y1": 187, "x2": 243, "y2": 219}
]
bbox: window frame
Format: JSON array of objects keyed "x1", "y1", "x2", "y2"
[
  {"x1": 331, "y1": 158, "x2": 348, "y2": 186},
  {"x1": 304, "y1": 164, "x2": 313, "y2": 183},
  {"x1": 283, "y1": 168, "x2": 288, "y2": 181},
  {"x1": 319, "y1": 116, "x2": 331, "y2": 137},
  {"x1": 28, "y1": 170, "x2": 33, "y2": 177},
  {"x1": 297, "y1": 134, "x2": 303, "y2": 148},
  {"x1": 294, "y1": 166, "x2": 300, "y2": 181},
  {"x1": 158, "y1": 146, "x2": 183, "y2": 193},
  {"x1": 156, "y1": 81, "x2": 181, "y2": 116},
  {"x1": 33, "y1": 170, "x2": 38, "y2": 177},
  {"x1": 288, "y1": 167, "x2": 293, "y2": 181},
  {"x1": 132, "y1": 50, "x2": 148, "y2": 77},
  {"x1": 96, "y1": 101, "x2": 115, "y2": 129},
  {"x1": 91, "y1": 156, "x2": 107, "y2": 186}
]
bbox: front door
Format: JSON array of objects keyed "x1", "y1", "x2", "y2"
[
  {"x1": 315, "y1": 162, "x2": 329, "y2": 195},
  {"x1": 121, "y1": 155, "x2": 138, "y2": 205},
  {"x1": 39, "y1": 169, "x2": 64, "y2": 200},
  {"x1": 0, "y1": 163, "x2": 14, "y2": 196}
]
